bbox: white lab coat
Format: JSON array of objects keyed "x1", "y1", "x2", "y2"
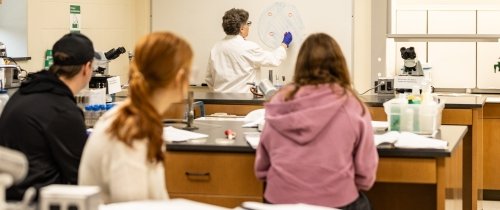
[{"x1": 205, "y1": 35, "x2": 287, "y2": 93}]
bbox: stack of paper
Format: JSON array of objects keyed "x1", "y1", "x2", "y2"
[
  {"x1": 374, "y1": 131, "x2": 448, "y2": 149},
  {"x1": 395, "y1": 132, "x2": 448, "y2": 149},
  {"x1": 163, "y1": 126, "x2": 208, "y2": 142}
]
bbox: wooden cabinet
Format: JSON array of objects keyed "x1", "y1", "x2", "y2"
[
  {"x1": 204, "y1": 104, "x2": 263, "y2": 116},
  {"x1": 483, "y1": 103, "x2": 500, "y2": 190},
  {"x1": 368, "y1": 105, "x2": 483, "y2": 210},
  {"x1": 164, "y1": 151, "x2": 263, "y2": 208}
]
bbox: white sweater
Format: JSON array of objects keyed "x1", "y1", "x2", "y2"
[{"x1": 78, "y1": 107, "x2": 168, "y2": 204}]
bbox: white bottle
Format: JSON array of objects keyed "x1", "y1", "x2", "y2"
[{"x1": 0, "y1": 88, "x2": 9, "y2": 117}]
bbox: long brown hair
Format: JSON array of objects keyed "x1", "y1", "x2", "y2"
[
  {"x1": 286, "y1": 33, "x2": 366, "y2": 114},
  {"x1": 108, "y1": 32, "x2": 193, "y2": 163}
]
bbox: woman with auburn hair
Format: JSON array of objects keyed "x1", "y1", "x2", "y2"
[
  {"x1": 254, "y1": 33, "x2": 378, "y2": 210},
  {"x1": 79, "y1": 32, "x2": 193, "y2": 204}
]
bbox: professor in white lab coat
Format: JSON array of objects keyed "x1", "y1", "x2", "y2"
[{"x1": 205, "y1": 8, "x2": 293, "y2": 93}]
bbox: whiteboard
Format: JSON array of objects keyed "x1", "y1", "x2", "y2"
[{"x1": 152, "y1": 0, "x2": 353, "y2": 86}]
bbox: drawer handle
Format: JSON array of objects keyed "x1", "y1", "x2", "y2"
[{"x1": 185, "y1": 172, "x2": 210, "y2": 177}]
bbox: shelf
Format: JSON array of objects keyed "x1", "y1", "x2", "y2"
[{"x1": 387, "y1": 34, "x2": 500, "y2": 42}]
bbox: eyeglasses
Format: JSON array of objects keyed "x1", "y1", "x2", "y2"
[{"x1": 247, "y1": 21, "x2": 252, "y2": 26}]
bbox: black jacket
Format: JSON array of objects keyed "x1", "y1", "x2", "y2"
[{"x1": 0, "y1": 70, "x2": 87, "y2": 200}]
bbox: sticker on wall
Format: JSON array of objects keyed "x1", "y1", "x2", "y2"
[{"x1": 70, "y1": 5, "x2": 81, "y2": 32}]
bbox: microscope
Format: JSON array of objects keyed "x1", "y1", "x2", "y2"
[
  {"x1": 393, "y1": 47, "x2": 425, "y2": 93},
  {"x1": 89, "y1": 47, "x2": 126, "y2": 102},
  {"x1": 0, "y1": 42, "x2": 21, "y2": 88}
]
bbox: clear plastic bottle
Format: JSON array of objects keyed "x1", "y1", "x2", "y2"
[
  {"x1": 98, "y1": 104, "x2": 106, "y2": 118},
  {"x1": 84, "y1": 105, "x2": 92, "y2": 127},
  {"x1": 0, "y1": 89, "x2": 9, "y2": 117},
  {"x1": 92, "y1": 105, "x2": 100, "y2": 126}
]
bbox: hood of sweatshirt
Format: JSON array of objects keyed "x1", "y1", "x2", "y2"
[
  {"x1": 264, "y1": 84, "x2": 349, "y2": 145},
  {"x1": 20, "y1": 70, "x2": 75, "y2": 100}
]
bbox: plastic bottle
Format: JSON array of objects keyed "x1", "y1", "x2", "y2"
[
  {"x1": 90, "y1": 105, "x2": 99, "y2": 127},
  {"x1": 0, "y1": 88, "x2": 9, "y2": 117},
  {"x1": 98, "y1": 104, "x2": 106, "y2": 118},
  {"x1": 84, "y1": 105, "x2": 92, "y2": 127}
]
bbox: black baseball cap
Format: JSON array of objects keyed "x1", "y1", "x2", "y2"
[{"x1": 52, "y1": 33, "x2": 99, "y2": 66}]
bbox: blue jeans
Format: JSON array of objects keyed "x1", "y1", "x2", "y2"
[{"x1": 339, "y1": 192, "x2": 371, "y2": 210}]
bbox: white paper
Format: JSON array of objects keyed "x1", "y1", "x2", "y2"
[
  {"x1": 394, "y1": 132, "x2": 448, "y2": 149},
  {"x1": 242, "y1": 108, "x2": 265, "y2": 128},
  {"x1": 374, "y1": 131, "x2": 399, "y2": 146},
  {"x1": 240, "y1": 201, "x2": 339, "y2": 210},
  {"x1": 374, "y1": 131, "x2": 448, "y2": 149},
  {"x1": 371, "y1": 121, "x2": 388, "y2": 131},
  {"x1": 244, "y1": 132, "x2": 261, "y2": 149},
  {"x1": 486, "y1": 97, "x2": 500, "y2": 103},
  {"x1": 163, "y1": 126, "x2": 208, "y2": 142},
  {"x1": 107, "y1": 76, "x2": 122, "y2": 94},
  {"x1": 101, "y1": 199, "x2": 230, "y2": 210}
]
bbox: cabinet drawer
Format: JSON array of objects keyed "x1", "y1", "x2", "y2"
[{"x1": 164, "y1": 151, "x2": 263, "y2": 196}]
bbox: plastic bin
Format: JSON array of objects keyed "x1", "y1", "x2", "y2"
[{"x1": 383, "y1": 98, "x2": 444, "y2": 135}]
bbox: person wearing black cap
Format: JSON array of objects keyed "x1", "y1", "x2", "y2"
[{"x1": 0, "y1": 33, "x2": 96, "y2": 201}]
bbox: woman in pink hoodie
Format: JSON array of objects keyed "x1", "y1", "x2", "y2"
[{"x1": 254, "y1": 33, "x2": 378, "y2": 210}]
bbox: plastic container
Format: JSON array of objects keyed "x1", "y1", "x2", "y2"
[
  {"x1": 0, "y1": 89, "x2": 9, "y2": 117},
  {"x1": 383, "y1": 98, "x2": 444, "y2": 135},
  {"x1": 84, "y1": 105, "x2": 92, "y2": 127}
]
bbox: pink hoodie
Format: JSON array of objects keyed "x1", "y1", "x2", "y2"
[{"x1": 255, "y1": 84, "x2": 378, "y2": 208}]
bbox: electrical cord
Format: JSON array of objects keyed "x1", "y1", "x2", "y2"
[
  {"x1": 360, "y1": 81, "x2": 385, "y2": 95},
  {"x1": 4, "y1": 57, "x2": 29, "y2": 81}
]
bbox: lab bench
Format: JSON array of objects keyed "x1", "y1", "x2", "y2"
[
  {"x1": 164, "y1": 120, "x2": 466, "y2": 210},
  {"x1": 185, "y1": 92, "x2": 486, "y2": 210}
]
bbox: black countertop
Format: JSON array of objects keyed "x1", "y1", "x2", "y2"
[
  {"x1": 165, "y1": 120, "x2": 467, "y2": 158},
  {"x1": 192, "y1": 92, "x2": 486, "y2": 109},
  {"x1": 360, "y1": 94, "x2": 486, "y2": 108},
  {"x1": 193, "y1": 92, "x2": 265, "y2": 105},
  {"x1": 165, "y1": 120, "x2": 257, "y2": 153}
]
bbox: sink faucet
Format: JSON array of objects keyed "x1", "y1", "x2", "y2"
[
  {"x1": 163, "y1": 91, "x2": 198, "y2": 130},
  {"x1": 184, "y1": 91, "x2": 197, "y2": 131}
]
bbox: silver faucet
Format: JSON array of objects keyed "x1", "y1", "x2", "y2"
[
  {"x1": 184, "y1": 91, "x2": 197, "y2": 130},
  {"x1": 163, "y1": 91, "x2": 198, "y2": 130}
]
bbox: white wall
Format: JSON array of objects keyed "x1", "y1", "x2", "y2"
[
  {"x1": 0, "y1": 0, "x2": 28, "y2": 57},
  {"x1": 17, "y1": 0, "x2": 150, "y2": 84},
  {"x1": 152, "y1": 0, "x2": 354, "y2": 87},
  {"x1": 18, "y1": 0, "x2": 372, "y2": 90},
  {"x1": 352, "y1": 0, "x2": 372, "y2": 93}
]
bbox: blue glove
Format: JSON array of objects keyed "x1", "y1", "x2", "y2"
[{"x1": 282, "y1": 32, "x2": 293, "y2": 47}]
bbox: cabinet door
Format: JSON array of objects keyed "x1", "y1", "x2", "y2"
[
  {"x1": 477, "y1": 10, "x2": 500, "y2": 89},
  {"x1": 396, "y1": 10, "x2": 427, "y2": 34},
  {"x1": 477, "y1": 42, "x2": 500, "y2": 89},
  {"x1": 427, "y1": 42, "x2": 476, "y2": 88},
  {"x1": 394, "y1": 10, "x2": 427, "y2": 76},
  {"x1": 165, "y1": 151, "x2": 262, "y2": 196},
  {"x1": 428, "y1": 10, "x2": 476, "y2": 34},
  {"x1": 477, "y1": 10, "x2": 500, "y2": 34}
]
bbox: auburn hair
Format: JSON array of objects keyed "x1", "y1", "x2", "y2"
[
  {"x1": 285, "y1": 33, "x2": 366, "y2": 114},
  {"x1": 108, "y1": 32, "x2": 193, "y2": 163}
]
